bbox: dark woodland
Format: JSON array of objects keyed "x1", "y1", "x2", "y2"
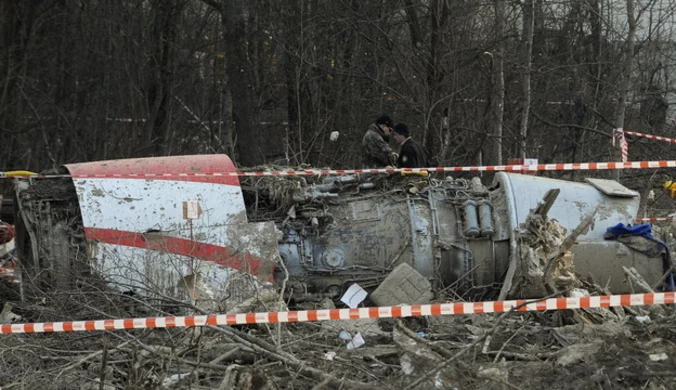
[{"x1": 2, "y1": 0, "x2": 674, "y2": 175}]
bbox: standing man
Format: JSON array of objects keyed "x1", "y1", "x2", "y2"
[
  {"x1": 392, "y1": 123, "x2": 428, "y2": 168},
  {"x1": 362, "y1": 115, "x2": 398, "y2": 168}
]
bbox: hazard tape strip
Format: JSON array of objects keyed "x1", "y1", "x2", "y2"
[
  {"x1": 3, "y1": 160, "x2": 676, "y2": 179},
  {"x1": 1, "y1": 293, "x2": 673, "y2": 334},
  {"x1": 624, "y1": 130, "x2": 676, "y2": 144},
  {"x1": 635, "y1": 217, "x2": 674, "y2": 222}
]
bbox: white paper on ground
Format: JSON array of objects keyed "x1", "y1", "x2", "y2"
[
  {"x1": 340, "y1": 283, "x2": 367, "y2": 308},
  {"x1": 347, "y1": 333, "x2": 365, "y2": 350}
]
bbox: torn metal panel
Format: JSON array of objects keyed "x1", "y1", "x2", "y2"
[
  {"x1": 584, "y1": 177, "x2": 639, "y2": 198},
  {"x1": 493, "y1": 172, "x2": 640, "y2": 240},
  {"x1": 63, "y1": 155, "x2": 280, "y2": 303},
  {"x1": 71, "y1": 178, "x2": 247, "y2": 234}
]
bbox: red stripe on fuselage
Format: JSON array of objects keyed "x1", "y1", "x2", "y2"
[{"x1": 84, "y1": 227, "x2": 273, "y2": 281}]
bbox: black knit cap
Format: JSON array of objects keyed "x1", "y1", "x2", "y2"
[
  {"x1": 392, "y1": 123, "x2": 409, "y2": 136},
  {"x1": 375, "y1": 115, "x2": 394, "y2": 128}
]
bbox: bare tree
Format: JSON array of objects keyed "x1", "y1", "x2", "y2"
[
  {"x1": 519, "y1": 0, "x2": 534, "y2": 159},
  {"x1": 200, "y1": 0, "x2": 270, "y2": 166},
  {"x1": 144, "y1": 1, "x2": 183, "y2": 156},
  {"x1": 490, "y1": 0, "x2": 506, "y2": 165},
  {"x1": 612, "y1": 0, "x2": 637, "y2": 180}
]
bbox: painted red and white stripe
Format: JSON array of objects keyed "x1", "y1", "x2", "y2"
[
  {"x1": 624, "y1": 130, "x2": 676, "y2": 144},
  {"x1": 1, "y1": 292, "x2": 673, "y2": 334},
  {"x1": 4, "y1": 159, "x2": 676, "y2": 180},
  {"x1": 635, "y1": 217, "x2": 674, "y2": 222}
]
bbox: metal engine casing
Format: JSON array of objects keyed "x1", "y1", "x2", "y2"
[
  {"x1": 276, "y1": 174, "x2": 509, "y2": 297},
  {"x1": 276, "y1": 171, "x2": 659, "y2": 298}
]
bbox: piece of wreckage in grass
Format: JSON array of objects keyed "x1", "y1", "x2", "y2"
[{"x1": 3, "y1": 154, "x2": 672, "y2": 310}]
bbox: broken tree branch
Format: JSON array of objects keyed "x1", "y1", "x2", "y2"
[
  {"x1": 543, "y1": 206, "x2": 599, "y2": 292},
  {"x1": 622, "y1": 266, "x2": 655, "y2": 293},
  {"x1": 499, "y1": 189, "x2": 561, "y2": 301}
]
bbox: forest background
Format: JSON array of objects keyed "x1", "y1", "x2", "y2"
[{"x1": 1, "y1": 0, "x2": 675, "y2": 181}]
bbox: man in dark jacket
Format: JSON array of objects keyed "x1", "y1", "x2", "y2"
[
  {"x1": 392, "y1": 123, "x2": 428, "y2": 168},
  {"x1": 361, "y1": 115, "x2": 398, "y2": 168}
]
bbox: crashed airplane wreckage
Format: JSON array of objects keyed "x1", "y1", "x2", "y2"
[{"x1": 1, "y1": 154, "x2": 671, "y2": 309}]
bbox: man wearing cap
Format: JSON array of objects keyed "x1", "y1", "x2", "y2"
[
  {"x1": 392, "y1": 123, "x2": 428, "y2": 168},
  {"x1": 361, "y1": 115, "x2": 399, "y2": 168}
]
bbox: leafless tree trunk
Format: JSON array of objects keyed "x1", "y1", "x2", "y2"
[
  {"x1": 281, "y1": 0, "x2": 309, "y2": 165},
  {"x1": 425, "y1": 0, "x2": 448, "y2": 165},
  {"x1": 222, "y1": 0, "x2": 261, "y2": 165},
  {"x1": 490, "y1": 0, "x2": 506, "y2": 165},
  {"x1": 145, "y1": 1, "x2": 180, "y2": 157},
  {"x1": 519, "y1": 0, "x2": 534, "y2": 159},
  {"x1": 202, "y1": 0, "x2": 264, "y2": 166},
  {"x1": 612, "y1": 0, "x2": 636, "y2": 180},
  {"x1": 402, "y1": 0, "x2": 448, "y2": 165}
]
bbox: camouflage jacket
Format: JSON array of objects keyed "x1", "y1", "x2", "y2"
[{"x1": 361, "y1": 124, "x2": 394, "y2": 168}]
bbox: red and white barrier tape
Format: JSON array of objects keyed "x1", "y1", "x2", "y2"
[
  {"x1": 635, "y1": 217, "x2": 674, "y2": 222},
  {"x1": 624, "y1": 130, "x2": 676, "y2": 144},
  {"x1": 1, "y1": 292, "x2": 673, "y2": 335},
  {"x1": 613, "y1": 129, "x2": 629, "y2": 162},
  {"x1": 4, "y1": 160, "x2": 676, "y2": 180}
]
